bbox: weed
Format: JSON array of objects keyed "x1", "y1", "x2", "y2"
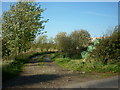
[{"x1": 54, "y1": 57, "x2": 119, "y2": 73}]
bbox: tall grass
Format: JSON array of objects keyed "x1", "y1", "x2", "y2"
[
  {"x1": 2, "y1": 51, "x2": 57, "y2": 83},
  {"x1": 54, "y1": 57, "x2": 120, "y2": 73},
  {"x1": 2, "y1": 52, "x2": 32, "y2": 82}
]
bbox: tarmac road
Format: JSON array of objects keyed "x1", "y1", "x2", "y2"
[{"x1": 64, "y1": 76, "x2": 119, "y2": 88}]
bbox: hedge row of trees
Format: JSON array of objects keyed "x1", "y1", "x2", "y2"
[
  {"x1": 1, "y1": 1, "x2": 119, "y2": 64},
  {"x1": 55, "y1": 30, "x2": 91, "y2": 58},
  {"x1": 34, "y1": 35, "x2": 56, "y2": 52},
  {"x1": 2, "y1": 2, "x2": 48, "y2": 60},
  {"x1": 55, "y1": 26, "x2": 119, "y2": 64},
  {"x1": 89, "y1": 26, "x2": 120, "y2": 64}
]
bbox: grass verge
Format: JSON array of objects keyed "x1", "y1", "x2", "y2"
[
  {"x1": 2, "y1": 51, "x2": 56, "y2": 83},
  {"x1": 54, "y1": 57, "x2": 120, "y2": 73},
  {"x1": 2, "y1": 52, "x2": 34, "y2": 83}
]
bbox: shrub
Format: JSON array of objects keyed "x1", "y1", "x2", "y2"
[
  {"x1": 15, "y1": 53, "x2": 31, "y2": 63},
  {"x1": 2, "y1": 52, "x2": 39, "y2": 82},
  {"x1": 89, "y1": 28, "x2": 120, "y2": 64},
  {"x1": 2, "y1": 60, "x2": 24, "y2": 82},
  {"x1": 55, "y1": 58, "x2": 119, "y2": 73},
  {"x1": 55, "y1": 30, "x2": 91, "y2": 59}
]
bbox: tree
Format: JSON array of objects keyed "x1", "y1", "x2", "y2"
[
  {"x1": 55, "y1": 32, "x2": 71, "y2": 57},
  {"x1": 55, "y1": 30, "x2": 91, "y2": 58},
  {"x1": 37, "y1": 35, "x2": 56, "y2": 52},
  {"x1": 2, "y1": 2, "x2": 48, "y2": 58},
  {"x1": 47, "y1": 37, "x2": 55, "y2": 51},
  {"x1": 0, "y1": 17, "x2": 2, "y2": 60},
  {"x1": 0, "y1": 17, "x2": 1, "y2": 36},
  {"x1": 70, "y1": 30, "x2": 91, "y2": 48},
  {"x1": 69, "y1": 30, "x2": 91, "y2": 57},
  {"x1": 37, "y1": 35, "x2": 48, "y2": 52},
  {"x1": 90, "y1": 26, "x2": 120, "y2": 64},
  {"x1": 55, "y1": 32, "x2": 68, "y2": 51}
]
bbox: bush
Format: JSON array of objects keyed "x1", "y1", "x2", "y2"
[
  {"x1": 2, "y1": 52, "x2": 39, "y2": 82},
  {"x1": 2, "y1": 60, "x2": 24, "y2": 82},
  {"x1": 15, "y1": 53, "x2": 32, "y2": 63},
  {"x1": 55, "y1": 30, "x2": 91, "y2": 59},
  {"x1": 89, "y1": 28, "x2": 120, "y2": 64}
]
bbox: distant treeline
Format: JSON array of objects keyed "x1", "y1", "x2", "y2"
[{"x1": 1, "y1": 1, "x2": 120, "y2": 65}]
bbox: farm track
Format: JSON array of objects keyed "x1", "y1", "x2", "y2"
[{"x1": 2, "y1": 54, "x2": 119, "y2": 89}]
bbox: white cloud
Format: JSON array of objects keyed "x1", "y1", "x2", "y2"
[{"x1": 80, "y1": 11, "x2": 117, "y2": 18}]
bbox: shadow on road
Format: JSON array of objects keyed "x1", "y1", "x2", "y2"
[{"x1": 3, "y1": 74, "x2": 61, "y2": 88}]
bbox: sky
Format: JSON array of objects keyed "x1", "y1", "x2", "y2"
[{"x1": 1, "y1": 2, "x2": 118, "y2": 38}]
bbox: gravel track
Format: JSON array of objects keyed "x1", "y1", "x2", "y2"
[{"x1": 3, "y1": 54, "x2": 118, "y2": 89}]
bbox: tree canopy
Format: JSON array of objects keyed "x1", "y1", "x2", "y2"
[
  {"x1": 55, "y1": 30, "x2": 91, "y2": 58},
  {"x1": 2, "y1": 2, "x2": 48, "y2": 59}
]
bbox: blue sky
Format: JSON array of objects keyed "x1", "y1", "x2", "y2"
[{"x1": 2, "y1": 2, "x2": 118, "y2": 38}]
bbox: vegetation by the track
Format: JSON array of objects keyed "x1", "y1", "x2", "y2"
[
  {"x1": 2, "y1": 51, "x2": 55, "y2": 83},
  {"x1": 54, "y1": 57, "x2": 120, "y2": 73}
]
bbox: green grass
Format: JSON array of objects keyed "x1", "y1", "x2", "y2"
[
  {"x1": 2, "y1": 52, "x2": 42, "y2": 82},
  {"x1": 2, "y1": 52, "x2": 33, "y2": 82},
  {"x1": 3, "y1": 60, "x2": 24, "y2": 82},
  {"x1": 38, "y1": 62, "x2": 46, "y2": 66},
  {"x1": 50, "y1": 53, "x2": 59, "y2": 60},
  {"x1": 2, "y1": 51, "x2": 57, "y2": 83},
  {"x1": 55, "y1": 58, "x2": 71, "y2": 64},
  {"x1": 35, "y1": 55, "x2": 45, "y2": 62},
  {"x1": 54, "y1": 57, "x2": 120, "y2": 73}
]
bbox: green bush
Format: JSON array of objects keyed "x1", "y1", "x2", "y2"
[
  {"x1": 2, "y1": 60, "x2": 24, "y2": 82},
  {"x1": 15, "y1": 53, "x2": 31, "y2": 63},
  {"x1": 2, "y1": 52, "x2": 38, "y2": 82},
  {"x1": 55, "y1": 30, "x2": 90, "y2": 59},
  {"x1": 89, "y1": 28, "x2": 120, "y2": 64},
  {"x1": 93, "y1": 39, "x2": 100, "y2": 45}
]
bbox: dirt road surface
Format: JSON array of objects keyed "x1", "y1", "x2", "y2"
[{"x1": 3, "y1": 54, "x2": 119, "y2": 89}]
